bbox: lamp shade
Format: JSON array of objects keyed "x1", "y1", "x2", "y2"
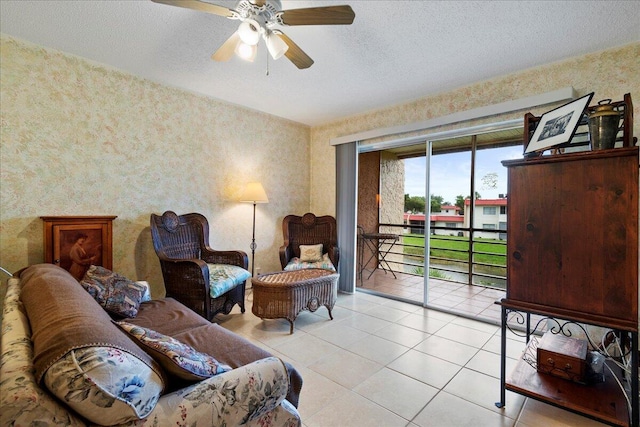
[{"x1": 239, "y1": 182, "x2": 269, "y2": 203}]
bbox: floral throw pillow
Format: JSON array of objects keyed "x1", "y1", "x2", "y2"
[
  {"x1": 80, "y1": 265, "x2": 146, "y2": 318},
  {"x1": 116, "y1": 321, "x2": 232, "y2": 381},
  {"x1": 43, "y1": 346, "x2": 164, "y2": 425}
]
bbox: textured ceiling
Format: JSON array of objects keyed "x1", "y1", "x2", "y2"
[{"x1": 1, "y1": 1, "x2": 639, "y2": 126}]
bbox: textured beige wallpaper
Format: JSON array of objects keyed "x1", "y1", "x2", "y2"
[
  {"x1": 0, "y1": 36, "x2": 310, "y2": 297},
  {"x1": 2, "y1": 37, "x2": 638, "y2": 301},
  {"x1": 310, "y1": 42, "x2": 640, "y2": 216}
]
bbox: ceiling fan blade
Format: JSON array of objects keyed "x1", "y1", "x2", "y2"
[
  {"x1": 273, "y1": 30, "x2": 314, "y2": 69},
  {"x1": 151, "y1": 0, "x2": 236, "y2": 18},
  {"x1": 279, "y1": 5, "x2": 355, "y2": 26},
  {"x1": 211, "y1": 32, "x2": 241, "y2": 61},
  {"x1": 251, "y1": 0, "x2": 266, "y2": 6}
]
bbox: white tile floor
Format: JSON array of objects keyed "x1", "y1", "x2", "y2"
[
  {"x1": 358, "y1": 270, "x2": 507, "y2": 324},
  {"x1": 216, "y1": 289, "x2": 608, "y2": 427}
]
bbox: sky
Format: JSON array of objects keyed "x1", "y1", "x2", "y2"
[{"x1": 404, "y1": 145, "x2": 524, "y2": 204}]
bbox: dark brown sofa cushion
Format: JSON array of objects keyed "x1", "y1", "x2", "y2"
[
  {"x1": 173, "y1": 324, "x2": 303, "y2": 408},
  {"x1": 128, "y1": 295, "x2": 303, "y2": 408},
  {"x1": 131, "y1": 297, "x2": 211, "y2": 335}
]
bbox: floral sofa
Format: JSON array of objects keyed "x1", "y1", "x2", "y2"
[{"x1": 0, "y1": 264, "x2": 302, "y2": 426}]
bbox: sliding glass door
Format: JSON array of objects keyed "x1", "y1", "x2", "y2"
[{"x1": 356, "y1": 122, "x2": 524, "y2": 322}]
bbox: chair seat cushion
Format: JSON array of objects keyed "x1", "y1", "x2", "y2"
[
  {"x1": 284, "y1": 253, "x2": 336, "y2": 272},
  {"x1": 207, "y1": 264, "x2": 251, "y2": 298}
]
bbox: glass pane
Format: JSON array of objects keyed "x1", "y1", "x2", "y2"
[
  {"x1": 357, "y1": 144, "x2": 427, "y2": 303},
  {"x1": 402, "y1": 155, "x2": 427, "y2": 280},
  {"x1": 428, "y1": 149, "x2": 472, "y2": 289},
  {"x1": 471, "y1": 145, "x2": 522, "y2": 290}
]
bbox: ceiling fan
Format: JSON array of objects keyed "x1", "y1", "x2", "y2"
[{"x1": 152, "y1": 0, "x2": 355, "y2": 69}]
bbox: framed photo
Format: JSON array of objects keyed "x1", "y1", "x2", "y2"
[
  {"x1": 54, "y1": 224, "x2": 105, "y2": 280},
  {"x1": 525, "y1": 92, "x2": 594, "y2": 154},
  {"x1": 41, "y1": 216, "x2": 115, "y2": 280}
]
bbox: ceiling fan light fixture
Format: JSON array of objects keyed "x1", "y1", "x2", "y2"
[
  {"x1": 266, "y1": 32, "x2": 288, "y2": 60},
  {"x1": 235, "y1": 42, "x2": 257, "y2": 62},
  {"x1": 237, "y1": 20, "x2": 261, "y2": 45},
  {"x1": 155, "y1": 0, "x2": 356, "y2": 70}
]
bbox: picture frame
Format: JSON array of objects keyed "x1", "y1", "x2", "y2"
[
  {"x1": 54, "y1": 224, "x2": 105, "y2": 280},
  {"x1": 41, "y1": 216, "x2": 116, "y2": 280},
  {"x1": 524, "y1": 92, "x2": 594, "y2": 154}
]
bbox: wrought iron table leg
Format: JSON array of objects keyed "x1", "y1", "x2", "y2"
[
  {"x1": 357, "y1": 235, "x2": 364, "y2": 284},
  {"x1": 496, "y1": 304, "x2": 507, "y2": 408},
  {"x1": 377, "y1": 239, "x2": 397, "y2": 278},
  {"x1": 362, "y1": 238, "x2": 378, "y2": 280}
]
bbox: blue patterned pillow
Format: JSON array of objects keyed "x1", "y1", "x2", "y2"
[
  {"x1": 80, "y1": 265, "x2": 146, "y2": 317},
  {"x1": 43, "y1": 346, "x2": 164, "y2": 424},
  {"x1": 284, "y1": 253, "x2": 336, "y2": 272},
  {"x1": 207, "y1": 264, "x2": 251, "y2": 298},
  {"x1": 116, "y1": 321, "x2": 232, "y2": 381}
]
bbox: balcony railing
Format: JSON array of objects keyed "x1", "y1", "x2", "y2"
[{"x1": 375, "y1": 222, "x2": 507, "y2": 290}]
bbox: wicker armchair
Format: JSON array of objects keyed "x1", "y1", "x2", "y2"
[
  {"x1": 279, "y1": 212, "x2": 339, "y2": 270},
  {"x1": 150, "y1": 211, "x2": 248, "y2": 320}
]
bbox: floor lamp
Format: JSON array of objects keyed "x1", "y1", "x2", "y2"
[{"x1": 239, "y1": 182, "x2": 269, "y2": 277}]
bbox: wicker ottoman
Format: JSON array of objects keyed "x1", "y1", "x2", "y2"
[{"x1": 251, "y1": 269, "x2": 339, "y2": 334}]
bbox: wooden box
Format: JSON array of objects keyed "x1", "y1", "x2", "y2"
[{"x1": 536, "y1": 331, "x2": 587, "y2": 383}]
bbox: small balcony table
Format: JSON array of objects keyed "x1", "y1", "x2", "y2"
[{"x1": 359, "y1": 232, "x2": 399, "y2": 280}]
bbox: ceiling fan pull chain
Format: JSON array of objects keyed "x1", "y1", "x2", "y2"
[{"x1": 266, "y1": 52, "x2": 270, "y2": 76}]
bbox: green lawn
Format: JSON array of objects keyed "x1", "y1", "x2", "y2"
[{"x1": 403, "y1": 234, "x2": 506, "y2": 266}]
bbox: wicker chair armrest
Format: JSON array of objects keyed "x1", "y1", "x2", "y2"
[
  {"x1": 328, "y1": 246, "x2": 340, "y2": 267},
  {"x1": 158, "y1": 258, "x2": 210, "y2": 297},
  {"x1": 201, "y1": 247, "x2": 249, "y2": 269},
  {"x1": 279, "y1": 245, "x2": 292, "y2": 270}
]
